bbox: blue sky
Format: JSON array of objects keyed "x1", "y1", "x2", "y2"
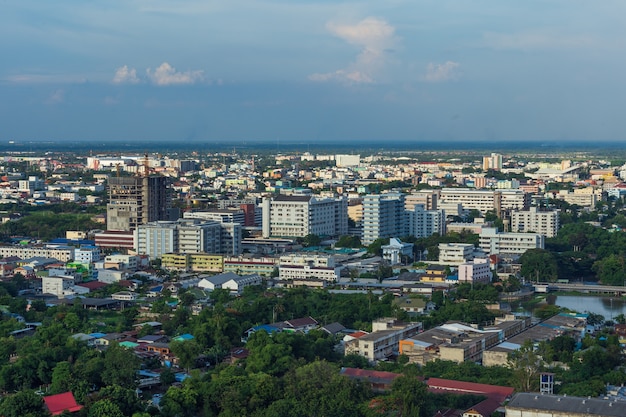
[{"x1": 1, "y1": 0, "x2": 626, "y2": 143}]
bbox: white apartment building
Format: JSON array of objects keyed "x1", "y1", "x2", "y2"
[
  {"x1": 0, "y1": 246, "x2": 75, "y2": 262},
  {"x1": 184, "y1": 209, "x2": 246, "y2": 225},
  {"x1": 440, "y1": 188, "x2": 529, "y2": 214},
  {"x1": 479, "y1": 227, "x2": 544, "y2": 255},
  {"x1": 362, "y1": 193, "x2": 407, "y2": 245},
  {"x1": 458, "y1": 258, "x2": 492, "y2": 284},
  {"x1": 136, "y1": 219, "x2": 241, "y2": 259},
  {"x1": 262, "y1": 195, "x2": 348, "y2": 238},
  {"x1": 438, "y1": 243, "x2": 475, "y2": 265},
  {"x1": 335, "y1": 154, "x2": 360, "y2": 167},
  {"x1": 42, "y1": 276, "x2": 75, "y2": 298},
  {"x1": 407, "y1": 205, "x2": 446, "y2": 238},
  {"x1": 97, "y1": 269, "x2": 128, "y2": 284},
  {"x1": 405, "y1": 191, "x2": 439, "y2": 211},
  {"x1": 278, "y1": 254, "x2": 340, "y2": 281},
  {"x1": 382, "y1": 238, "x2": 414, "y2": 265},
  {"x1": 553, "y1": 188, "x2": 602, "y2": 208},
  {"x1": 74, "y1": 246, "x2": 101, "y2": 265},
  {"x1": 136, "y1": 221, "x2": 178, "y2": 260},
  {"x1": 103, "y1": 254, "x2": 139, "y2": 270},
  {"x1": 511, "y1": 207, "x2": 559, "y2": 238}
]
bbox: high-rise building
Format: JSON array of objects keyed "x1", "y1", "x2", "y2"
[
  {"x1": 511, "y1": 207, "x2": 559, "y2": 238},
  {"x1": 362, "y1": 193, "x2": 407, "y2": 245},
  {"x1": 407, "y1": 205, "x2": 446, "y2": 238},
  {"x1": 136, "y1": 219, "x2": 241, "y2": 259},
  {"x1": 483, "y1": 153, "x2": 503, "y2": 171},
  {"x1": 107, "y1": 176, "x2": 170, "y2": 231},
  {"x1": 261, "y1": 195, "x2": 348, "y2": 238},
  {"x1": 440, "y1": 188, "x2": 529, "y2": 215}
]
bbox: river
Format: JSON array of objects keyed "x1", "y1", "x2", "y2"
[{"x1": 517, "y1": 295, "x2": 626, "y2": 319}]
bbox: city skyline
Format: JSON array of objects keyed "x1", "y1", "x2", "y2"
[{"x1": 2, "y1": 1, "x2": 626, "y2": 142}]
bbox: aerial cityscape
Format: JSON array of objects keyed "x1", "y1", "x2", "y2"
[{"x1": 2, "y1": 1, "x2": 626, "y2": 417}]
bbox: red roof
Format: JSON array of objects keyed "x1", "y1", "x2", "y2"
[
  {"x1": 340, "y1": 367, "x2": 402, "y2": 383},
  {"x1": 463, "y1": 398, "x2": 502, "y2": 417},
  {"x1": 75, "y1": 281, "x2": 108, "y2": 290},
  {"x1": 44, "y1": 392, "x2": 83, "y2": 415},
  {"x1": 427, "y1": 378, "x2": 514, "y2": 401},
  {"x1": 349, "y1": 331, "x2": 369, "y2": 338}
]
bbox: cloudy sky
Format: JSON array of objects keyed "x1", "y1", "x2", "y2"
[{"x1": 1, "y1": 0, "x2": 626, "y2": 143}]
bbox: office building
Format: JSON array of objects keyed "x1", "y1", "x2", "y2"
[
  {"x1": 136, "y1": 219, "x2": 241, "y2": 259},
  {"x1": 362, "y1": 193, "x2": 407, "y2": 245},
  {"x1": 440, "y1": 188, "x2": 529, "y2": 215},
  {"x1": 407, "y1": 204, "x2": 446, "y2": 238},
  {"x1": 261, "y1": 194, "x2": 347, "y2": 238},
  {"x1": 479, "y1": 227, "x2": 544, "y2": 255},
  {"x1": 511, "y1": 207, "x2": 560, "y2": 238},
  {"x1": 483, "y1": 153, "x2": 503, "y2": 171}
]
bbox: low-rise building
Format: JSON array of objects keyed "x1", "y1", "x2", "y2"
[
  {"x1": 439, "y1": 243, "x2": 475, "y2": 265},
  {"x1": 42, "y1": 275, "x2": 75, "y2": 298},
  {"x1": 506, "y1": 393, "x2": 623, "y2": 417},
  {"x1": 479, "y1": 228, "x2": 544, "y2": 255},
  {"x1": 458, "y1": 258, "x2": 492, "y2": 284},
  {"x1": 344, "y1": 318, "x2": 422, "y2": 362}
]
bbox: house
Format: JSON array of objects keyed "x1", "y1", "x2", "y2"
[
  {"x1": 43, "y1": 392, "x2": 83, "y2": 415},
  {"x1": 242, "y1": 316, "x2": 319, "y2": 342},
  {"x1": 461, "y1": 398, "x2": 503, "y2": 417},
  {"x1": 146, "y1": 342, "x2": 171, "y2": 356},
  {"x1": 393, "y1": 296, "x2": 436, "y2": 315},
  {"x1": 421, "y1": 265, "x2": 448, "y2": 283},
  {"x1": 198, "y1": 272, "x2": 263, "y2": 295},
  {"x1": 321, "y1": 322, "x2": 346, "y2": 335},
  {"x1": 137, "y1": 334, "x2": 168, "y2": 344},
  {"x1": 111, "y1": 291, "x2": 137, "y2": 301},
  {"x1": 340, "y1": 367, "x2": 401, "y2": 392}
]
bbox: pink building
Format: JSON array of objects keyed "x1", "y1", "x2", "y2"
[{"x1": 458, "y1": 258, "x2": 492, "y2": 284}]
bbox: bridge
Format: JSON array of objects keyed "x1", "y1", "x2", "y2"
[{"x1": 534, "y1": 283, "x2": 626, "y2": 296}]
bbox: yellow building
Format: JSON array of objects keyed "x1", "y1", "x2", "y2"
[
  {"x1": 188, "y1": 254, "x2": 223, "y2": 272},
  {"x1": 161, "y1": 253, "x2": 224, "y2": 273}
]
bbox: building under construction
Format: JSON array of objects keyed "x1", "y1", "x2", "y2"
[{"x1": 107, "y1": 175, "x2": 170, "y2": 231}]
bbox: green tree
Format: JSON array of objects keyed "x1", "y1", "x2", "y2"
[
  {"x1": 88, "y1": 399, "x2": 124, "y2": 417},
  {"x1": 389, "y1": 374, "x2": 429, "y2": 417},
  {"x1": 50, "y1": 361, "x2": 74, "y2": 394},
  {"x1": 97, "y1": 385, "x2": 141, "y2": 416},
  {"x1": 520, "y1": 249, "x2": 558, "y2": 282},
  {"x1": 592, "y1": 254, "x2": 626, "y2": 285},
  {"x1": 102, "y1": 344, "x2": 140, "y2": 389},
  {"x1": 302, "y1": 233, "x2": 321, "y2": 247},
  {"x1": 0, "y1": 390, "x2": 48, "y2": 417},
  {"x1": 508, "y1": 340, "x2": 541, "y2": 392},
  {"x1": 170, "y1": 340, "x2": 201, "y2": 373}
]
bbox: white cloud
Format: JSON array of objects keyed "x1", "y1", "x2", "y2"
[
  {"x1": 424, "y1": 61, "x2": 460, "y2": 83},
  {"x1": 310, "y1": 17, "x2": 396, "y2": 85},
  {"x1": 146, "y1": 62, "x2": 204, "y2": 86},
  {"x1": 45, "y1": 89, "x2": 64, "y2": 105},
  {"x1": 112, "y1": 65, "x2": 140, "y2": 84}
]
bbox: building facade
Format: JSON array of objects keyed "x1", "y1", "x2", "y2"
[
  {"x1": 362, "y1": 193, "x2": 407, "y2": 245},
  {"x1": 262, "y1": 195, "x2": 348, "y2": 238},
  {"x1": 107, "y1": 175, "x2": 169, "y2": 231},
  {"x1": 511, "y1": 207, "x2": 559, "y2": 238},
  {"x1": 479, "y1": 228, "x2": 544, "y2": 255}
]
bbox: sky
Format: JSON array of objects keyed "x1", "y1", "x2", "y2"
[{"x1": 1, "y1": 0, "x2": 626, "y2": 143}]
